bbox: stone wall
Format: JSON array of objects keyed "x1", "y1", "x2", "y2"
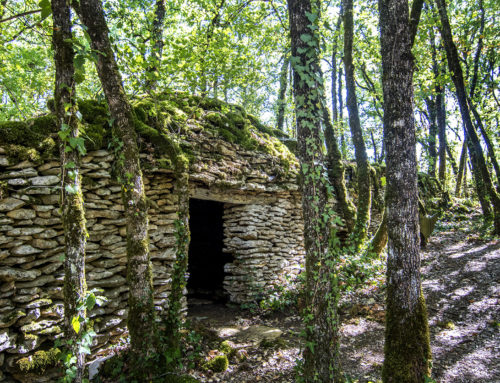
[{"x1": 0, "y1": 129, "x2": 305, "y2": 379}]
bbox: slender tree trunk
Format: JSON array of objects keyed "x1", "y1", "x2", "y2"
[
  {"x1": 76, "y1": 0, "x2": 157, "y2": 370},
  {"x1": 145, "y1": 0, "x2": 166, "y2": 91},
  {"x1": 164, "y1": 162, "x2": 190, "y2": 359},
  {"x1": 455, "y1": 139, "x2": 467, "y2": 196},
  {"x1": 437, "y1": 87, "x2": 447, "y2": 183},
  {"x1": 276, "y1": 55, "x2": 289, "y2": 131},
  {"x1": 323, "y1": 103, "x2": 356, "y2": 232},
  {"x1": 424, "y1": 97, "x2": 438, "y2": 177},
  {"x1": 288, "y1": 0, "x2": 343, "y2": 380},
  {"x1": 343, "y1": 0, "x2": 371, "y2": 247},
  {"x1": 435, "y1": 0, "x2": 500, "y2": 233},
  {"x1": 338, "y1": 65, "x2": 346, "y2": 157},
  {"x1": 369, "y1": 205, "x2": 387, "y2": 256},
  {"x1": 52, "y1": 1, "x2": 87, "y2": 381},
  {"x1": 379, "y1": 0, "x2": 431, "y2": 381},
  {"x1": 469, "y1": 102, "x2": 500, "y2": 191},
  {"x1": 445, "y1": 143, "x2": 458, "y2": 176},
  {"x1": 331, "y1": 13, "x2": 343, "y2": 126}
]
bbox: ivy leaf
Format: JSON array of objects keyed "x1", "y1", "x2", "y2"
[
  {"x1": 86, "y1": 292, "x2": 96, "y2": 311},
  {"x1": 380, "y1": 176, "x2": 386, "y2": 187},
  {"x1": 71, "y1": 316, "x2": 80, "y2": 334},
  {"x1": 39, "y1": 0, "x2": 52, "y2": 20}
]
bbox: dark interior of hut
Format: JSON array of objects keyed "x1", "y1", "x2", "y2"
[{"x1": 187, "y1": 198, "x2": 232, "y2": 304}]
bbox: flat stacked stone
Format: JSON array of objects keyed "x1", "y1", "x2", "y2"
[{"x1": 0, "y1": 111, "x2": 307, "y2": 380}]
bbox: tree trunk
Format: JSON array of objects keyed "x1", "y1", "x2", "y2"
[
  {"x1": 437, "y1": 87, "x2": 447, "y2": 183},
  {"x1": 338, "y1": 65, "x2": 347, "y2": 157},
  {"x1": 343, "y1": 0, "x2": 371, "y2": 247},
  {"x1": 145, "y1": 0, "x2": 166, "y2": 91},
  {"x1": 369, "y1": 204, "x2": 387, "y2": 256},
  {"x1": 276, "y1": 54, "x2": 289, "y2": 131},
  {"x1": 379, "y1": 0, "x2": 432, "y2": 381},
  {"x1": 455, "y1": 139, "x2": 467, "y2": 196},
  {"x1": 424, "y1": 97, "x2": 438, "y2": 177},
  {"x1": 52, "y1": 1, "x2": 87, "y2": 381},
  {"x1": 76, "y1": 0, "x2": 157, "y2": 369},
  {"x1": 164, "y1": 160, "x2": 190, "y2": 360},
  {"x1": 469, "y1": 101, "x2": 500, "y2": 192},
  {"x1": 323, "y1": 103, "x2": 356, "y2": 233},
  {"x1": 445, "y1": 143, "x2": 458, "y2": 176},
  {"x1": 435, "y1": 0, "x2": 500, "y2": 233},
  {"x1": 288, "y1": 0, "x2": 343, "y2": 380}
]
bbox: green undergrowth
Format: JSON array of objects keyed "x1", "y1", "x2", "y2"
[{"x1": 0, "y1": 90, "x2": 295, "y2": 170}]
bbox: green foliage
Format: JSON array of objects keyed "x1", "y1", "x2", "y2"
[{"x1": 56, "y1": 289, "x2": 107, "y2": 383}]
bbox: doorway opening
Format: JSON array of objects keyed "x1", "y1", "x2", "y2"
[{"x1": 187, "y1": 198, "x2": 231, "y2": 303}]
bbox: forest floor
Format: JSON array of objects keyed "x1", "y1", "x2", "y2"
[{"x1": 183, "y1": 207, "x2": 499, "y2": 383}]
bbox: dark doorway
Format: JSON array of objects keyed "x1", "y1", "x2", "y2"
[{"x1": 187, "y1": 198, "x2": 230, "y2": 302}]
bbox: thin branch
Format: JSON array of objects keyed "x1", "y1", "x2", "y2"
[{"x1": 0, "y1": 8, "x2": 41, "y2": 23}]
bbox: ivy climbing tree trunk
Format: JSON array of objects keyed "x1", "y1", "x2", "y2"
[
  {"x1": 288, "y1": 0, "x2": 343, "y2": 381},
  {"x1": 435, "y1": 0, "x2": 500, "y2": 234},
  {"x1": 51, "y1": 1, "x2": 87, "y2": 381},
  {"x1": 75, "y1": 0, "x2": 157, "y2": 373},
  {"x1": 164, "y1": 157, "x2": 190, "y2": 361},
  {"x1": 343, "y1": 0, "x2": 371, "y2": 247},
  {"x1": 379, "y1": 0, "x2": 432, "y2": 381}
]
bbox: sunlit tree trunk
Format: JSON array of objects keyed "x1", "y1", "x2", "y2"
[
  {"x1": 379, "y1": 0, "x2": 432, "y2": 381},
  {"x1": 75, "y1": 0, "x2": 157, "y2": 373},
  {"x1": 52, "y1": 1, "x2": 87, "y2": 381}
]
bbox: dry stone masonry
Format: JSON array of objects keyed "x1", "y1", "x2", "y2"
[{"x1": 0, "y1": 94, "x2": 306, "y2": 380}]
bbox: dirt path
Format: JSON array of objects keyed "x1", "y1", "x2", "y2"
[{"x1": 185, "y1": 212, "x2": 500, "y2": 383}]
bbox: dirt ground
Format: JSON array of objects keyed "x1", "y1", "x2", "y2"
[{"x1": 185, "y1": 211, "x2": 500, "y2": 383}]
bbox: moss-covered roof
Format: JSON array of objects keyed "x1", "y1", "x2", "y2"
[{"x1": 0, "y1": 90, "x2": 295, "y2": 167}]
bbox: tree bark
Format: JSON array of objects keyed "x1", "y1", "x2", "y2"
[
  {"x1": 445, "y1": 143, "x2": 458, "y2": 176},
  {"x1": 76, "y1": 0, "x2": 157, "y2": 369},
  {"x1": 436, "y1": 86, "x2": 447, "y2": 183},
  {"x1": 338, "y1": 65, "x2": 347, "y2": 157},
  {"x1": 379, "y1": 0, "x2": 432, "y2": 381},
  {"x1": 455, "y1": 139, "x2": 467, "y2": 196},
  {"x1": 288, "y1": 0, "x2": 343, "y2": 380},
  {"x1": 276, "y1": 54, "x2": 289, "y2": 131},
  {"x1": 145, "y1": 0, "x2": 166, "y2": 91},
  {"x1": 343, "y1": 0, "x2": 371, "y2": 247},
  {"x1": 435, "y1": 0, "x2": 500, "y2": 233},
  {"x1": 164, "y1": 161, "x2": 190, "y2": 360},
  {"x1": 52, "y1": 1, "x2": 87, "y2": 381},
  {"x1": 469, "y1": 101, "x2": 500, "y2": 192},
  {"x1": 424, "y1": 97, "x2": 438, "y2": 177}
]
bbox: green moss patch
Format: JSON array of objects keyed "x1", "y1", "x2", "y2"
[
  {"x1": 1, "y1": 90, "x2": 296, "y2": 172},
  {"x1": 16, "y1": 348, "x2": 61, "y2": 373},
  {"x1": 202, "y1": 354, "x2": 228, "y2": 373}
]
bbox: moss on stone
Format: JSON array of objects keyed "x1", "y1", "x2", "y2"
[
  {"x1": 0, "y1": 116, "x2": 57, "y2": 148},
  {"x1": 202, "y1": 354, "x2": 229, "y2": 373},
  {"x1": 219, "y1": 340, "x2": 236, "y2": 358},
  {"x1": 16, "y1": 348, "x2": 61, "y2": 373},
  {"x1": 1, "y1": 91, "x2": 296, "y2": 173}
]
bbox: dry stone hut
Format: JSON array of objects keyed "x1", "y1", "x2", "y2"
[{"x1": 0, "y1": 91, "x2": 305, "y2": 380}]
